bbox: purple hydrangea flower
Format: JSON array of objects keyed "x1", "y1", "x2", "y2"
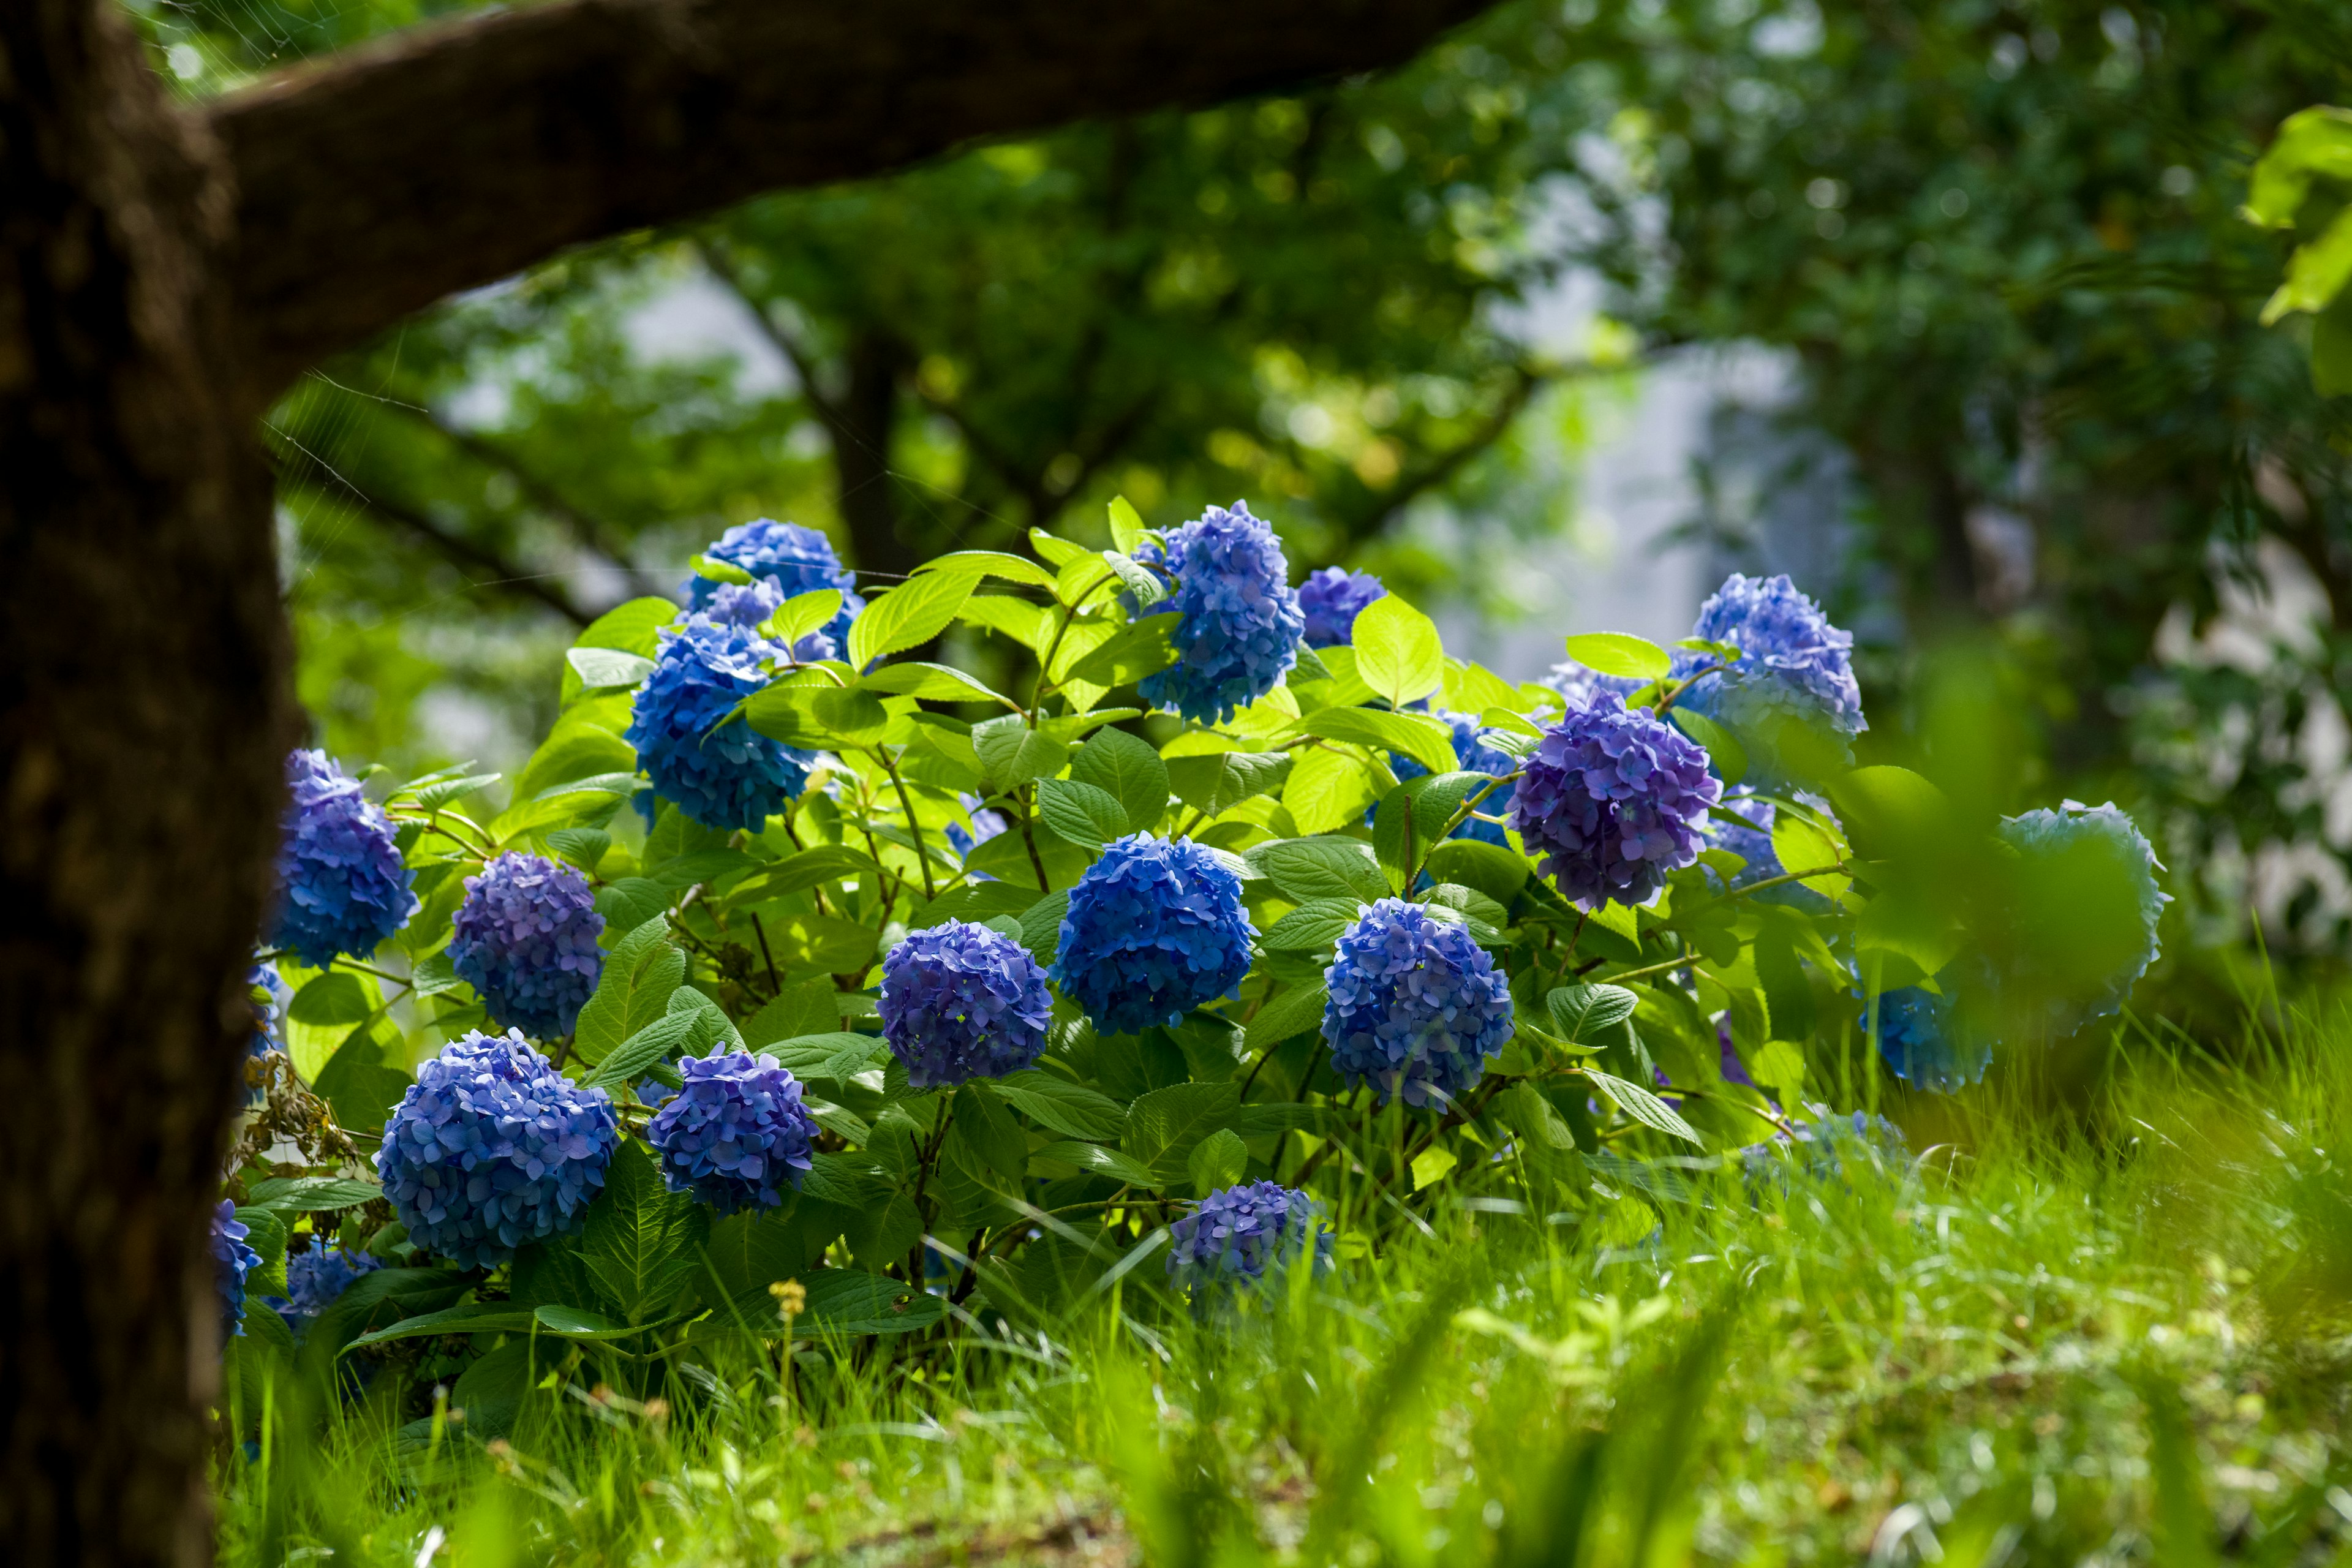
[
  {"x1": 1167, "y1": 1182, "x2": 1332, "y2": 1294},
  {"x1": 625, "y1": 614, "x2": 817, "y2": 831},
  {"x1": 447, "y1": 852, "x2": 607, "y2": 1039},
  {"x1": 1387, "y1": 710, "x2": 1521, "y2": 847},
  {"x1": 685, "y1": 519, "x2": 863, "y2": 652},
  {"x1": 1670, "y1": 573, "x2": 1866, "y2": 788},
  {"x1": 1538, "y1": 662, "x2": 1648, "y2": 712},
  {"x1": 1991, "y1": 801, "x2": 2169, "y2": 1031},
  {"x1": 1860, "y1": 984, "x2": 1986, "y2": 1092},
  {"x1": 880, "y1": 921, "x2": 1054, "y2": 1088},
  {"x1": 269, "y1": 750, "x2": 418, "y2": 967},
  {"x1": 1053, "y1": 835, "x2": 1256, "y2": 1036},
  {"x1": 211, "y1": 1200, "x2": 260, "y2": 1342},
  {"x1": 1297, "y1": 566, "x2": 1386, "y2": 649},
  {"x1": 374, "y1": 1030, "x2": 619, "y2": 1269},
  {"x1": 266, "y1": 1240, "x2": 383, "y2": 1337},
  {"x1": 644, "y1": 1049, "x2": 821, "y2": 1215},
  {"x1": 1137, "y1": 502, "x2": 1305, "y2": 723},
  {"x1": 1321, "y1": 899, "x2": 1514, "y2": 1109},
  {"x1": 1507, "y1": 691, "x2": 1721, "y2": 908}
]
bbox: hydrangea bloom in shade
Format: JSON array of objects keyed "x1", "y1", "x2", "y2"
[
  {"x1": 1669, "y1": 573, "x2": 1866, "y2": 788},
  {"x1": 1861, "y1": 986, "x2": 1989, "y2": 1092},
  {"x1": 1296, "y1": 566, "x2": 1385, "y2": 648},
  {"x1": 269, "y1": 750, "x2": 418, "y2": 967},
  {"x1": 684, "y1": 518, "x2": 863, "y2": 651},
  {"x1": 1167, "y1": 1182, "x2": 1332, "y2": 1294},
  {"x1": 266, "y1": 1241, "x2": 382, "y2": 1337},
  {"x1": 1052, "y1": 835, "x2": 1256, "y2": 1035},
  {"x1": 1507, "y1": 692, "x2": 1721, "y2": 909},
  {"x1": 1991, "y1": 801, "x2": 2169, "y2": 1032},
  {"x1": 625, "y1": 614, "x2": 816, "y2": 831},
  {"x1": 375, "y1": 1030, "x2": 619, "y2": 1268},
  {"x1": 245, "y1": 963, "x2": 290, "y2": 1107},
  {"x1": 879, "y1": 921, "x2": 1054, "y2": 1088},
  {"x1": 644, "y1": 1050, "x2": 821, "y2": 1215},
  {"x1": 1387, "y1": 710, "x2": 1520, "y2": 847},
  {"x1": 1136, "y1": 502, "x2": 1305, "y2": 723},
  {"x1": 1702, "y1": 797, "x2": 1835, "y2": 913},
  {"x1": 447, "y1": 852, "x2": 607, "y2": 1039},
  {"x1": 1321, "y1": 899, "x2": 1514, "y2": 1108},
  {"x1": 1744, "y1": 1107, "x2": 1910, "y2": 1184},
  {"x1": 211, "y1": 1200, "x2": 260, "y2": 1341}
]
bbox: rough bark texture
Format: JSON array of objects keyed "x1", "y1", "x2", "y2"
[
  {"x1": 211, "y1": 0, "x2": 1496, "y2": 399},
  {"x1": 0, "y1": 2, "x2": 292, "y2": 1565}
]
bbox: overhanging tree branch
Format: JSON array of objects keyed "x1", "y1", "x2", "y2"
[{"x1": 208, "y1": 0, "x2": 1499, "y2": 401}]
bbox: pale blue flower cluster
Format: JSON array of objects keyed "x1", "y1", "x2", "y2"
[
  {"x1": 625, "y1": 614, "x2": 816, "y2": 831},
  {"x1": 269, "y1": 750, "x2": 418, "y2": 967},
  {"x1": 685, "y1": 518, "x2": 862, "y2": 654},
  {"x1": 1167, "y1": 1181, "x2": 1332, "y2": 1294},
  {"x1": 211, "y1": 1200, "x2": 260, "y2": 1341},
  {"x1": 1054, "y1": 834, "x2": 1255, "y2": 1035},
  {"x1": 375, "y1": 1030, "x2": 619, "y2": 1268},
  {"x1": 447, "y1": 852, "x2": 606, "y2": 1039},
  {"x1": 1322, "y1": 899, "x2": 1513, "y2": 1108},
  {"x1": 1670, "y1": 573, "x2": 1866, "y2": 788},
  {"x1": 1538, "y1": 662, "x2": 1646, "y2": 710},
  {"x1": 1860, "y1": 985, "x2": 1988, "y2": 1091},
  {"x1": 1994, "y1": 801, "x2": 2169, "y2": 1030},
  {"x1": 267, "y1": 1241, "x2": 382, "y2": 1338},
  {"x1": 1507, "y1": 692, "x2": 1720, "y2": 908},
  {"x1": 245, "y1": 963, "x2": 289, "y2": 1107},
  {"x1": 644, "y1": 1049, "x2": 821, "y2": 1215},
  {"x1": 1296, "y1": 566, "x2": 1385, "y2": 649},
  {"x1": 1389, "y1": 710, "x2": 1520, "y2": 846},
  {"x1": 1137, "y1": 503, "x2": 1305, "y2": 723},
  {"x1": 880, "y1": 921, "x2": 1054, "y2": 1088}
]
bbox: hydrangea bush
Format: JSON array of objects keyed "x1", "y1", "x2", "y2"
[{"x1": 214, "y1": 494, "x2": 2171, "y2": 1390}]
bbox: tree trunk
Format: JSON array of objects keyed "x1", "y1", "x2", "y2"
[
  {"x1": 0, "y1": 3, "x2": 291, "y2": 1564},
  {"x1": 832, "y1": 331, "x2": 918, "y2": 581}
]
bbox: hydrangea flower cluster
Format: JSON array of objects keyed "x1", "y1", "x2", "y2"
[
  {"x1": 1136, "y1": 502, "x2": 1305, "y2": 723},
  {"x1": 1669, "y1": 574, "x2": 1865, "y2": 788},
  {"x1": 267, "y1": 1241, "x2": 382, "y2": 1337},
  {"x1": 211, "y1": 1200, "x2": 260, "y2": 1341},
  {"x1": 1992, "y1": 801, "x2": 2169, "y2": 1031},
  {"x1": 447, "y1": 852, "x2": 606, "y2": 1039},
  {"x1": 245, "y1": 963, "x2": 290, "y2": 1107},
  {"x1": 685, "y1": 518, "x2": 862, "y2": 652},
  {"x1": 1322, "y1": 899, "x2": 1514, "y2": 1108},
  {"x1": 1053, "y1": 835, "x2": 1256, "y2": 1035},
  {"x1": 269, "y1": 750, "x2": 418, "y2": 967},
  {"x1": 1860, "y1": 985, "x2": 1989, "y2": 1091},
  {"x1": 644, "y1": 1050, "x2": 821, "y2": 1215},
  {"x1": 1538, "y1": 662, "x2": 1646, "y2": 710},
  {"x1": 879, "y1": 921, "x2": 1054, "y2": 1088},
  {"x1": 1296, "y1": 566, "x2": 1385, "y2": 648},
  {"x1": 375, "y1": 1030, "x2": 619, "y2": 1268},
  {"x1": 1744, "y1": 1107, "x2": 1910, "y2": 1184},
  {"x1": 1702, "y1": 797, "x2": 1834, "y2": 912},
  {"x1": 1507, "y1": 692, "x2": 1721, "y2": 908},
  {"x1": 625, "y1": 614, "x2": 816, "y2": 831},
  {"x1": 1167, "y1": 1181, "x2": 1332, "y2": 1294},
  {"x1": 1389, "y1": 710, "x2": 1521, "y2": 847}
]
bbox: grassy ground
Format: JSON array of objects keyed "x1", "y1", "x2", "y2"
[{"x1": 219, "y1": 993, "x2": 2352, "y2": 1567}]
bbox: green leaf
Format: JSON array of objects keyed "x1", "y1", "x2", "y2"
[
  {"x1": 1017, "y1": 889, "x2": 1072, "y2": 963},
  {"x1": 1036, "y1": 1140, "x2": 1158, "y2": 1188},
  {"x1": 1585, "y1": 1069, "x2": 1703, "y2": 1145},
  {"x1": 1497, "y1": 1081, "x2": 1578, "y2": 1152},
  {"x1": 1243, "y1": 979, "x2": 1329, "y2": 1052},
  {"x1": 848, "y1": 571, "x2": 978, "y2": 669},
  {"x1": 2244, "y1": 106, "x2": 2352, "y2": 228},
  {"x1": 1827, "y1": 766, "x2": 1954, "y2": 862},
  {"x1": 1103, "y1": 551, "x2": 1166, "y2": 607},
  {"x1": 793, "y1": 1267, "x2": 948, "y2": 1336},
  {"x1": 742, "y1": 980, "x2": 840, "y2": 1049},
  {"x1": 951, "y1": 1082, "x2": 1030, "y2": 1181},
  {"x1": 1409, "y1": 771, "x2": 1488, "y2": 845},
  {"x1": 1280, "y1": 744, "x2": 1382, "y2": 836},
  {"x1": 1351, "y1": 594, "x2": 1445, "y2": 707},
  {"x1": 1422, "y1": 881, "x2": 1509, "y2": 942},
  {"x1": 1562, "y1": 631, "x2": 1671, "y2": 681},
  {"x1": 2264, "y1": 194, "x2": 2352, "y2": 322},
  {"x1": 917, "y1": 550, "x2": 1058, "y2": 588},
  {"x1": 533, "y1": 1304, "x2": 643, "y2": 1340},
  {"x1": 1068, "y1": 726, "x2": 1170, "y2": 834},
  {"x1": 595, "y1": 876, "x2": 671, "y2": 935},
  {"x1": 1261, "y1": 897, "x2": 1365, "y2": 951},
  {"x1": 855, "y1": 661, "x2": 1011, "y2": 704},
  {"x1": 1751, "y1": 1038, "x2": 1807, "y2": 1101},
  {"x1": 573, "y1": 916, "x2": 685, "y2": 1066},
  {"x1": 1187, "y1": 1128, "x2": 1250, "y2": 1196},
  {"x1": 411, "y1": 770, "x2": 503, "y2": 810},
  {"x1": 1548, "y1": 983, "x2": 1638, "y2": 1046},
  {"x1": 1167, "y1": 749, "x2": 1293, "y2": 818},
  {"x1": 567, "y1": 647, "x2": 655, "y2": 689},
  {"x1": 2314, "y1": 292, "x2": 2352, "y2": 398},
  {"x1": 1065, "y1": 614, "x2": 1180, "y2": 688},
  {"x1": 1293, "y1": 706, "x2": 1455, "y2": 778},
  {"x1": 1035, "y1": 777, "x2": 1132, "y2": 851},
  {"x1": 689, "y1": 553, "x2": 756, "y2": 586},
  {"x1": 581, "y1": 1013, "x2": 693, "y2": 1091},
  {"x1": 1424, "y1": 839, "x2": 1531, "y2": 905},
  {"x1": 994, "y1": 1069, "x2": 1126, "y2": 1140},
  {"x1": 580, "y1": 1141, "x2": 709, "y2": 1323},
  {"x1": 765, "y1": 1031, "x2": 886, "y2": 1082},
  {"x1": 347, "y1": 1302, "x2": 538, "y2": 1349},
  {"x1": 1769, "y1": 812, "x2": 1850, "y2": 901},
  {"x1": 728, "y1": 845, "x2": 880, "y2": 903},
  {"x1": 1669, "y1": 708, "x2": 1747, "y2": 788},
  {"x1": 772, "y1": 589, "x2": 845, "y2": 647},
  {"x1": 1251, "y1": 835, "x2": 1390, "y2": 904},
  {"x1": 289, "y1": 971, "x2": 375, "y2": 1027},
  {"x1": 650, "y1": 846, "x2": 758, "y2": 889},
  {"x1": 312, "y1": 1034, "x2": 411, "y2": 1137},
  {"x1": 1123, "y1": 1082, "x2": 1242, "y2": 1186},
  {"x1": 1107, "y1": 496, "x2": 1148, "y2": 554},
  {"x1": 971, "y1": 715, "x2": 1071, "y2": 788},
  {"x1": 246, "y1": 1175, "x2": 382, "y2": 1212},
  {"x1": 545, "y1": 827, "x2": 612, "y2": 874}
]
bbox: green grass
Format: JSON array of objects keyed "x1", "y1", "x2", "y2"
[{"x1": 220, "y1": 997, "x2": 2352, "y2": 1567}]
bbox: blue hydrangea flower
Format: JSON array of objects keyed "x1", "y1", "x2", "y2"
[
  {"x1": 1744, "y1": 1106, "x2": 1910, "y2": 1183},
  {"x1": 1702, "y1": 797, "x2": 1836, "y2": 913},
  {"x1": 1137, "y1": 502, "x2": 1305, "y2": 723},
  {"x1": 1167, "y1": 1182, "x2": 1333, "y2": 1295},
  {"x1": 644, "y1": 1050, "x2": 821, "y2": 1215},
  {"x1": 1539, "y1": 662, "x2": 1648, "y2": 710},
  {"x1": 685, "y1": 519, "x2": 863, "y2": 652},
  {"x1": 269, "y1": 750, "x2": 418, "y2": 967},
  {"x1": 375, "y1": 1030, "x2": 619, "y2": 1268},
  {"x1": 1861, "y1": 985, "x2": 1988, "y2": 1092},
  {"x1": 211, "y1": 1200, "x2": 260, "y2": 1341},
  {"x1": 1054, "y1": 835, "x2": 1256, "y2": 1035},
  {"x1": 880, "y1": 921, "x2": 1054, "y2": 1088},
  {"x1": 1387, "y1": 710, "x2": 1521, "y2": 847},
  {"x1": 1669, "y1": 574, "x2": 1866, "y2": 788},
  {"x1": 625, "y1": 614, "x2": 818, "y2": 831},
  {"x1": 447, "y1": 852, "x2": 607, "y2": 1039},
  {"x1": 705, "y1": 576, "x2": 842, "y2": 663},
  {"x1": 1297, "y1": 566, "x2": 1386, "y2": 649},
  {"x1": 1321, "y1": 899, "x2": 1514, "y2": 1109},
  {"x1": 265, "y1": 1240, "x2": 382, "y2": 1338},
  {"x1": 1991, "y1": 801, "x2": 2169, "y2": 1032},
  {"x1": 245, "y1": 963, "x2": 290, "y2": 1107},
  {"x1": 1507, "y1": 692, "x2": 1721, "y2": 909}
]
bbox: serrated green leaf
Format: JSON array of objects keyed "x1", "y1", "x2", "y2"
[
  {"x1": 856, "y1": 661, "x2": 1011, "y2": 705},
  {"x1": 1586, "y1": 1069, "x2": 1702, "y2": 1145},
  {"x1": 1243, "y1": 980, "x2": 1329, "y2": 1052},
  {"x1": 1293, "y1": 706, "x2": 1455, "y2": 778},
  {"x1": 1036, "y1": 777, "x2": 1131, "y2": 851},
  {"x1": 581, "y1": 1142, "x2": 709, "y2": 1322},
  {"x1": 1351, "y1": 595, "x2": 1444, "y2": 707},
  {"x1": 1036, "y1": 1140, "x2": 1157, "y2": 1187},
  {"x1": 1260, "y1": 897, "x2": 1364, "y2": 951},
  {"x1": 1549, "y1": 982, "x2": 1638, "y2": 1045},
  {"x1": 1669, "y1": 707, "x2": 1747, "y2": 788},
  {"x1": 1018, "y1": 889, "x2": 1072, "y2": 963},
  {"x1": 567, "y1": 648, "x2": 655, "y2": 689},
  {"x1": 1187, "y1": 1128, "x2": 1250, "y2": 1196},
  {"x1": 995, "y1": 1069, "x2": 1125, "y2": 1140},
  {"x1": 1123, "y1": 1082, "x2": 1241, "y2": 1185},
  {"x1": 848, "y1": 572, "x2": 977, "y2": 670},
  {"x1": 1167, "y1": 749, "x2": 1293, "y2": 818},
  {"x1": 1068, "y1": 726, "x2": 1169, "y2": 834},
  {"x1": 1251, "y1": 836, "x2": 1389, "y2": 903},
  {"x1": 971, "y1": 715, "x2": 1070, "y2": 788},
  {"x1": 574, "y1": 916, "x2": 684, "y2": 1066},
  {"x1": 772, "y1": 589, "x2": 844, "y2": 647}
]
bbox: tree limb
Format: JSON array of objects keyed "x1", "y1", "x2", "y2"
[{"x1": 208, "y1": 0, "x2": 1499, "y2": 401}]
